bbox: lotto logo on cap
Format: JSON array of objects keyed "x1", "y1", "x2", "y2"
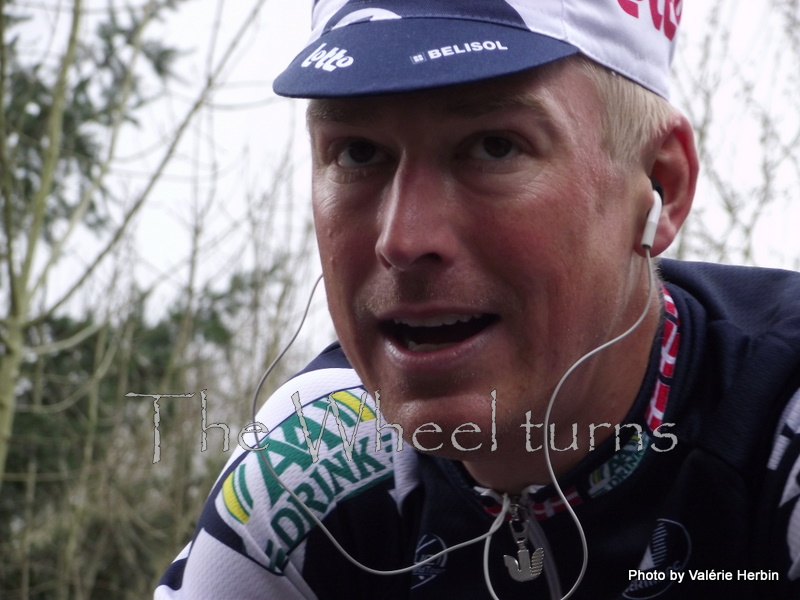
[{"x1": 273, "y1": 0, "x2": 683, "y2": 99}]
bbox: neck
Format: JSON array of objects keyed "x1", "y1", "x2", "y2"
[{"x1": 463, "y1": 283, "x2": 663, "y2": 493}]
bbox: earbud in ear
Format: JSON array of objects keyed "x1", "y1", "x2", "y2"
[{"x1": 641, "y1": 181, "x2": 663, "y2": 249}]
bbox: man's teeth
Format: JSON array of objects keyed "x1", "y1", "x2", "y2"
[
  {"x1": 392, "y1": 313, "x2": 488, "y2": 353},
  {"x1": 393, "y1": 314, "x2": 483, "y2": 328}
]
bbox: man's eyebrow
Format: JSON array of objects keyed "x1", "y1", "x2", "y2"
[{"x1": 307, "y1": 100, "x2": 357, "y2": 124}]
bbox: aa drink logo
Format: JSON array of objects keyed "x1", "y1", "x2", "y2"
[
  {"x1": 215, "y1": 388, "x2": 396, "y2": 573},
  {"x1": 624, "y1": 519, "x2": 691, "y2": 599}
]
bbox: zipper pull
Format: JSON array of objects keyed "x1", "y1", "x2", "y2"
[{"x1": 503, "y1": 500, "x2": 545, "y2": 582}]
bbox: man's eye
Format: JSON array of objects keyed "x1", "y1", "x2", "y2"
[
  {"x1": 467, "y1": 135, "x2": 520, "y2": 160},
  {"x1": 336, "y1": 141, "x2": 385, "y2": 168}
]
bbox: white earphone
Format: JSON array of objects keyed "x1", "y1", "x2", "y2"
[{"x1": 641, "y1": 184, "x2": 663, "y2": 249}]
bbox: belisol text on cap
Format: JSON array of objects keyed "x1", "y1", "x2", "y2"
[{"x1": 411, "y1": 40, "x2": 508, "y2": 64}]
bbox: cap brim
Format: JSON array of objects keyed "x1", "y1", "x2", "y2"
[{"x1": 273, "y1": 18, "x2": 579, "y2": 98}]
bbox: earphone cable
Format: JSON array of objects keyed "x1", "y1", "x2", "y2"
[
  {"x1": 540, "y1": 249, "x2": 657, "y2": 600},
  {"x1": 250, "y1": 274, "x2": 325, "y2": 426}
]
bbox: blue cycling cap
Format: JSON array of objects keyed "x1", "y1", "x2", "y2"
[{"x1": 273, "y1": 0, "x2": 682, "y2": 99}]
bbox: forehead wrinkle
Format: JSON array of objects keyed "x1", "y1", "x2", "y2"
[
  {"x1": 443, "y1": 91, "x2": 552, "y2": 120},
  {"x1": 308, "y1": 91, "x2": 555, "y2": 122},
  {"x1": 306, "y1": 85, "x2": 567, "y2": 144}
]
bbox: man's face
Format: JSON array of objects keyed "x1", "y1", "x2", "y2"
[{"x1": 309, "y1": 62, "x2": 649, "y2": 461}]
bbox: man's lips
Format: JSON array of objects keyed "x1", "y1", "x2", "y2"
[{"x1": 379, "y1": 312, "x2": 499, "y2": 352}]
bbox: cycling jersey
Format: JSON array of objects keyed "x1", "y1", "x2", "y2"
[{"x1": 156, "y1": 259, "x2": 800, "y2": 599}]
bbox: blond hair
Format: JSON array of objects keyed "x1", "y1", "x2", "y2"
[{"x1": 571, "y1": 56, "x2": 677, "y2": 165}]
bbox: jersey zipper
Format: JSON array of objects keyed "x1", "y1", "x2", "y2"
[
  {"x1": 503, "y1": 494, "x2": 563, "y2": 600},
  {"x1": 503, "y1": 497, "x2": 544, "y2": 582}
]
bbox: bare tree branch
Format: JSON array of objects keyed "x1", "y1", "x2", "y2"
[
  {"x1": 30, "y1": 0, "x2": 157, "y2": 301},
  {"x1": 29, "y1": 0, "x2": 272, "y2": 327},
  {"x1": 20, "y1": 0, "x2": 83, "y2": 301}
]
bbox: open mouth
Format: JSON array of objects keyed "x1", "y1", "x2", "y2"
[{"x1": 382, "y1": 313, "x2": 499, "y2": 353}]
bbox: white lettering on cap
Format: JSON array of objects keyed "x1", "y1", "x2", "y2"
[
  {"x1": 301, "y1": 43, "x2": 354, "y2": 72},
  {"x1": 423, "y1": 41, "x2": 509, "y2": 61}
]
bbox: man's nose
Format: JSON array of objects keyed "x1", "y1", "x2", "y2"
[{"x1": 375, "y1": 161, "x2": 458, "y2": 271}]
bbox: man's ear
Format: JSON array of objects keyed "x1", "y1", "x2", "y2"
[{"x1": 643, "y1": 112, "x2": 699, "y2": 256}]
